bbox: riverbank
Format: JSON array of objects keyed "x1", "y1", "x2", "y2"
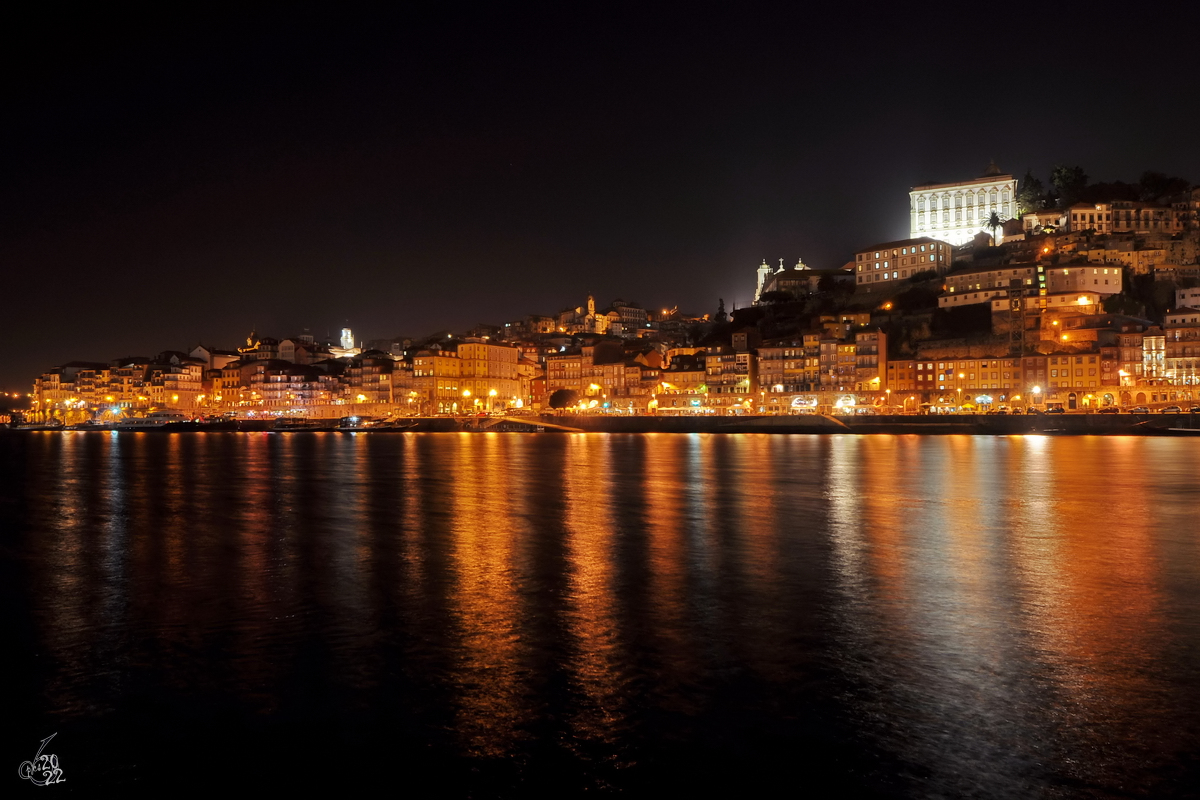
[
  {"x1": 552, "y1": 412, "x2": 1200, "y2": 435},
  {"x1": 10, "y1": 412, "x2": 1198, "y2": 435}
]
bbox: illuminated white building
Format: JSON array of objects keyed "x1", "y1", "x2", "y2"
[
  {"x1": 910, "y1": 162, "x2": 1018, "y2": 246},
  {"x1": 330, "y1": 326, "x2": 362, "y2": 359},
  {"x1": 755, "y1": 260, "x2": 774, "y2": 303},
  {"x1": 755, "y1": 258, "x2": 810, "y2": 303}
]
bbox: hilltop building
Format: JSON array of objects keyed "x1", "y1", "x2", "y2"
[
  {"x1": 755, "y1": 258, "x2": 854, "y2": 301},
  {"x1": 910, "y1": 161, "x2": 1018, "y2": 246}
]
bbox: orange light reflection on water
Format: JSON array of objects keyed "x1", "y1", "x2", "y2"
[
  {"x1": 562, "y1": 435, "x2": 626, "y2": 754},
  {"x1": 445, "y1": 433, "x2": 527, "y2": 758}
]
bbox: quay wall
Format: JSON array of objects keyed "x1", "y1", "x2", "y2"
[{"x1": 547, "y1": 413, "x2": 1192, "y2": 435}]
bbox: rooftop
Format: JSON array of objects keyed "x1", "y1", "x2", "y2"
[{"x1": 856, "y1": 236, "x2": 949, "y2": 253}]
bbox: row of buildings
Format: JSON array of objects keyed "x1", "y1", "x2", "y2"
[
  {"x1": 27, "y1": 164, "x2": 1200, "y2": 420},
  {"x1": 27, "y1": 284, "x2": 1200, "y2": 420},
  {"x1": 910, "y1": 161, "x2": 1200, "y2": 245}
]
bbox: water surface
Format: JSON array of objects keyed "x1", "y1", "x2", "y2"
[{"x1": 4, "y1": 431, "x2": 1199, "y2": 796}]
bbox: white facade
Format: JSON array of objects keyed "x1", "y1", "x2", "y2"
[
  {"x1": 910, "y1": 165, "x2": 1018, "y2": 247},
  {"x1": 1176, "y1": 287, "x2": 1200, "y2": 309},
  {"x1": 755, "y1": 258, "x2": 810, "y2": 303},
  {"x1": 1045, "y1": 264, "x2": 1124, "y2": 295},
  {"x1": 754, "y1": 259, "x2": 774, "y2": 303}
]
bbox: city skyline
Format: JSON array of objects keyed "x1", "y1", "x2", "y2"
[{"x1": 4, "y1": 7, "x2": 1200, "y2": 390}]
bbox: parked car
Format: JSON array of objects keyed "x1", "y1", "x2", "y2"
[
  {"x1": 1097, "y1": 406, "x2": 1120, "y2": 414},
  {"x1": 1129, "y1": 406, "x2": 1151, "y2": 414},
  {"x1": 1044, "y1": 406, "x2": 1065, "y2": 414},
  {"x1": 1161, "y1": 406, "x2": 1182, "y2": 413}
]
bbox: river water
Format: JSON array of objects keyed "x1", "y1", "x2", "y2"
[{"x1": 4, "y1": 431, "x2": 1200, "y2": 797}]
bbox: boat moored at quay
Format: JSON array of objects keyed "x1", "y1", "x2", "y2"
[{"x1": 115, "y1": 411, "x2": 195, "y2": 430}]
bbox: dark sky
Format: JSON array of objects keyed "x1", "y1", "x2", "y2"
[{"x1": 4, "y1": 6, "x2": 1199, "y2": 389}]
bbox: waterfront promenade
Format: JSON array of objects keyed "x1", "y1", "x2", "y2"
[{"x1": 10, "y1": 411, "x2": 1198, "y2": 435}]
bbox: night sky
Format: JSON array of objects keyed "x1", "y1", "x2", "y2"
[{"x1": 4, "y1": 6, "x2": 1199, "y2": 390}]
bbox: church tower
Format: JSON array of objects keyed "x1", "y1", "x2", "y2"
[{"x1": 754, "y1": 260, "x2": 773, "y2": 304}]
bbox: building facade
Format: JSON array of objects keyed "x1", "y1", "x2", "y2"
[
  {"x1": 853, "y1": 238, "x2": 952, "y2": 292},
  {"x1": 910, "y1": 162, "x2": 1018, "y2": 246}
]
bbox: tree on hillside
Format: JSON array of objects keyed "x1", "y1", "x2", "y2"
[
  {"x1": 1139, "y1": 171, "x2": 1191, "y2": 202},
  {"x1": 1102, "y1": 293, "x2": 1145, "y2": 317},
  {"x1": 1018, "y1": 170, "x2": 1045, "y2": 214},
  {"x1": 1122, "y1": 272, "x2": 1177, "y2": 323},
  {"x1": 548, "y1": 389, "x2": 580, "y2": 409},
  {"x1": 1081, "y1": 180, "x2": 1139, "y2": 204},
  {"x1": 986, "y1": 211, "x2": 1002, "y2": 244},
  {"x1": 817, "y1": 273, "x2": 853, "y2": 294},
  {"x1": 1051, "y1": 164, "x2": 1088, "y2": 207}
]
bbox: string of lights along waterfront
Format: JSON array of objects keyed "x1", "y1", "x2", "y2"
[{"x1": 5, "y1": 430, "x2": 1200, "y2": 796}]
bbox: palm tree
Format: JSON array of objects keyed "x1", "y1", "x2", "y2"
[{"x1": 986, "y1": 211, "x2": 1002, "y2": 245}]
